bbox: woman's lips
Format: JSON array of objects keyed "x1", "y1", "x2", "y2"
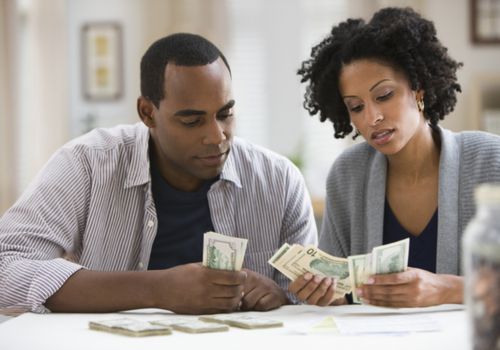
[{"x1": 371, "y1": 129, "x2": 394, "y2": 145}]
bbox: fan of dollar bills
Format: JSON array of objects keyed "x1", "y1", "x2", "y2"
[{"x1": 268, "y1": 238, "x2": 409, "y2": 302}]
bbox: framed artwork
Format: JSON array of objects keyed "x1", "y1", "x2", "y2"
[
  {"x1": 470, "y1": 0, "x2": 500, "y2": 44},
  {"x1": 81, "y1": 22, "x2": 123, "y2": 100}
]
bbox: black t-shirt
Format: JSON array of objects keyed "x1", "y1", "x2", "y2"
[{"x1": 147, "y1": 158, "x2": 216, "y2": 270}]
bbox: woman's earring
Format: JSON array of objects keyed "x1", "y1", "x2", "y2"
[{"x1": 417, "y1": 99, "x2": 425, "y2": 112}]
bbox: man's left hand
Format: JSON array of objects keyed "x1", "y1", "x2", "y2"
[{"x1": 240, "y1": 269, "x2": 288, "y2": 311}]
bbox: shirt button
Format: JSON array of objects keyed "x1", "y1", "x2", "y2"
[
  {"x1": 147, "y1": 220, "x2": 154, "y2": 228},
  {"x1": 138, "y1": 262, "x2": 144, "y2": 269}
]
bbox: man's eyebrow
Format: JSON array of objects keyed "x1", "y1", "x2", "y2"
[
  {"x1": 173, "y1": 100, "x2": 235, "y2": 117},
  {"x1": 218, "y1": 99, "x2": 235, "y2": 112},
  {"x1": 174, "y1": 109, "x2": 206, "y2": 117}
]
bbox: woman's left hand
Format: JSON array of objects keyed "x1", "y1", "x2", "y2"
[{"x1": 357, "y1": 267, "x2": 463, "y2": 307}]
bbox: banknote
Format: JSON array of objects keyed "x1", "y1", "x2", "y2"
[
  {"x1": 269, "y1": 238, "x2": 410, "y2": 303},
  {"x1": 202, "y1": 231, "x2": 248, "y2": 271},
  {"x1": 347, "y1": 254, "x2": 371, "y2": 303},
  {"x1": 371, "y1": 238, "x2": 409, "y2": 275},
  {"x1": 267, "y1": 243, "x2": 305, "y2": 280},
  {"x1": 151, "y1": 319, "x2": 229, "y2": 333},
  {"x1": 89, "y1": 318, "x2": 172, "y2": 337},
  {"x1": 289, "y1": 246, "x2": 351, "y2": 299},
  {"x1": 199, "y1": 314, "x2": 283, "y2": 329},
  {"x1": 348, "y1": 238, "x2": 409, "y2": 303}
]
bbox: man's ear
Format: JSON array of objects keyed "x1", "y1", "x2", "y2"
[{"x1": 137, "y1": 96, "x2": 155, "y2": 128}]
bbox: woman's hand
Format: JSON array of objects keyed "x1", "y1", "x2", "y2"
[
  {"x1": 357, "y1": 267, "x2": 464, "y2": 307},
  {"x1": 288, "y1": 272, "x2": 347, "y2": 306}
]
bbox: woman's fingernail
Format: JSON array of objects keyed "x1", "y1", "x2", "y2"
[
  {"x1": 314, "y1": 275, "x2": 323, "y2": 283},
  {"x1": 365, "y1": 277, "x2": 375, "y2": 285},
  {"x1": 356, "y1": 288, "x2": 363, "y2": 297},
  {"x1": 303, "y1": 272, "x2": 313, "y2": 280}
]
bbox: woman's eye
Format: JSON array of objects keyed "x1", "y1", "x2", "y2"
[
  {"x1": 349, "y1": 105, "x2": 363, "y2": 113},
  {"x1": 377, "y1": 91, "x2": 393, "y2": 101}
]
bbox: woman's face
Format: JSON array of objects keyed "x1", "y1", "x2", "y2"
[{"x1": 339, "y1": 59, "x2": 425, "y2": 155}]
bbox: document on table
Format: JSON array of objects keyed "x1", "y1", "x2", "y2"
[
  {"x1": 305, "y1": 304, "x2": 463, "y2": 335},
  {"x1": 333, "y1": 313, "x2": 440, "y2": 335}
]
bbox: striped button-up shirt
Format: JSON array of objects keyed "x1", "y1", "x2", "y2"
[{"x1": 0, "y1": 123, "x2": 317, "y2": 312}]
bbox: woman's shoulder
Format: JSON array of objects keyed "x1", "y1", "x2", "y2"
[
  {"x1": 326, "y1": 141, "x2": 378, "y2": 189},
  {"x1": 331, "y1": 141, "x2": 376, "y2": 171}
]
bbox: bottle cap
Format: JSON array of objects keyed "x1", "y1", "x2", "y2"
[{"x1": 475, "y1": 183, "x2": 500, "y2": 204}]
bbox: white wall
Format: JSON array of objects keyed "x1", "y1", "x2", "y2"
[
  {"x1": 425, "y1": 0, "x2": 500, "y2": 132},
  {"x1": 67, "y1": 0, "x2": 145, "y2": 136},
  {"x1": 2, "y1": 0, "x2": 500, "y2": 214}
]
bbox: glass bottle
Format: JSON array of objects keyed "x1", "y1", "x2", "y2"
[{"x1": 463, "y1": 184, "x2": 500, "y2": 350}]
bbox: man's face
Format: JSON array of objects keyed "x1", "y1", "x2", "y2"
[{"x1": 140, "y1": 58, "x2": 234, "y2": 192}]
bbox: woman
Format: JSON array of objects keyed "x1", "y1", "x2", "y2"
[{"x1": 289, "y1": 7, "x2": 500, "y2": 307}]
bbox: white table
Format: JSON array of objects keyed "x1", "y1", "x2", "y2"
[{"x1": 0, "y1": 304, "x2": 468, "y2": 350}]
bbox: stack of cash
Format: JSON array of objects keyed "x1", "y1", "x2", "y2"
[
  {"x1": 202, "y1": 231, "x2": 248, "y2": 271},
  {"x1": 88, "y1": 318, "x2": 172, "y2": 337},
  {"x1": 151, "y1": 319, "x2": 229, "y2": 334},
  {"x1": 348, "y1": 238, "x2": 409, "y2": 302},
  {"x1": 199, "y1": 314, "x2": 283, "y2": 329},
  {"x1": 268, "y1": 244, "x2": 351, "y2": 300},
  {"x1": 268, "y1": 238, "x2": 410, "y2": 302}
]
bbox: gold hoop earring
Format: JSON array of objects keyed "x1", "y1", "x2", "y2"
[{"x1": 417, "y1": 99, "x2": 425, "y2": 112}]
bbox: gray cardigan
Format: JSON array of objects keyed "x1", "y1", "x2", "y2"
[{"x1": 319, "y1": 127, "x2": 500, "y2": 275}]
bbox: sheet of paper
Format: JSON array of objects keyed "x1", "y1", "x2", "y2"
[{"x1": 334, "y1": 314, "x2": 441, "y2": 335}]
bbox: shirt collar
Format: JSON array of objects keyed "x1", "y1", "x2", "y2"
[
  {"x1": 219, "y1": 138, "x2": 242, "y2": 189},
  {"x1": 124, "y1": 123, "x2": 151, "y2": 189}
]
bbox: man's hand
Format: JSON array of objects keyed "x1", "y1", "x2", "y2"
[
  {"x1": 239, "y1": 269, "x2": 288, "y2": 311},
  {"x1": 157, "y1": 263, "x2": 247, "y2": 314},
  {"x1": 288, "y1": 272, "x2": 346, "y2": 306},
  {"x1": 357, "y1": 267, "x2": 464, "y2": 307}
]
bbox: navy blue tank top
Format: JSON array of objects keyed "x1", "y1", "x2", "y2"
[{"x1": 383, "y1": 200, "x2": 438, "y2": 273}]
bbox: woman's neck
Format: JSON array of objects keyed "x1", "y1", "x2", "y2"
[{"x1": 387, "y1": 124, "x2": 441, "y2": 185}]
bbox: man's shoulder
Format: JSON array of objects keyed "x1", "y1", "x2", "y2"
[
  {"x1": 231, "y1": 137, "x2": 293, "y2": 168},
  {"x1": 64, "y1": 123, "x2": 148, "y2": 154}
]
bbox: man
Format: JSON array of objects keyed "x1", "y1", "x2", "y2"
[{"x1": 0, "y1": 33, "x2": 317, "y2": 314}]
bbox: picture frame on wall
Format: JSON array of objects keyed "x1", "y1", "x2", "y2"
[
  {"x1": 470, "y1": 0, "x2": 500, "y2": 44},
  {"x1": 81, "y1": 22, "x2": 123, "y2": 101}
]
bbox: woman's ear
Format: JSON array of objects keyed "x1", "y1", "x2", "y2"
[{"x1": 137, "y1": 96, "x2": 155, "y2": 128}]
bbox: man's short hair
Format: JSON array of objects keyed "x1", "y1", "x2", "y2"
[{"x1": 140, "y1": 33, "x2": 231, "y2": 107}]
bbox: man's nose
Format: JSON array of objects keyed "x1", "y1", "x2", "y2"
[{"x1": 203, "y1": 118, "x2": 226, "y2": 145}]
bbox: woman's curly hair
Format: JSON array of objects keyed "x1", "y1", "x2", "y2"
[{"x1": 298, "y1": 7, "x2": 463, "y2": 138}]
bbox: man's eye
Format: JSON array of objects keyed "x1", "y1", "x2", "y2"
[
  {"x1": 217, "y1": 111, "x2": 233, "y2": 120},
  {"x1": 182, "y1": 119, "x2": 200, "y2": 127}
]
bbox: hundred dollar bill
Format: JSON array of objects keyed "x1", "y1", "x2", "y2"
[
  {"x1": 202, "y1": 231, "x2": 248, "y2": 271},
  {"x1": 290, "y1": 246, "x2": 351, "y2": 299},
  {"x1": 89, "y1": 318, "x2": 172, "y2": 337},
  {"x1": 371, "y1": 238, "x2": 409, "y2": 275},
  {"x1": 199, "y1": 314, "x2": 283, "y2": 329}
]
